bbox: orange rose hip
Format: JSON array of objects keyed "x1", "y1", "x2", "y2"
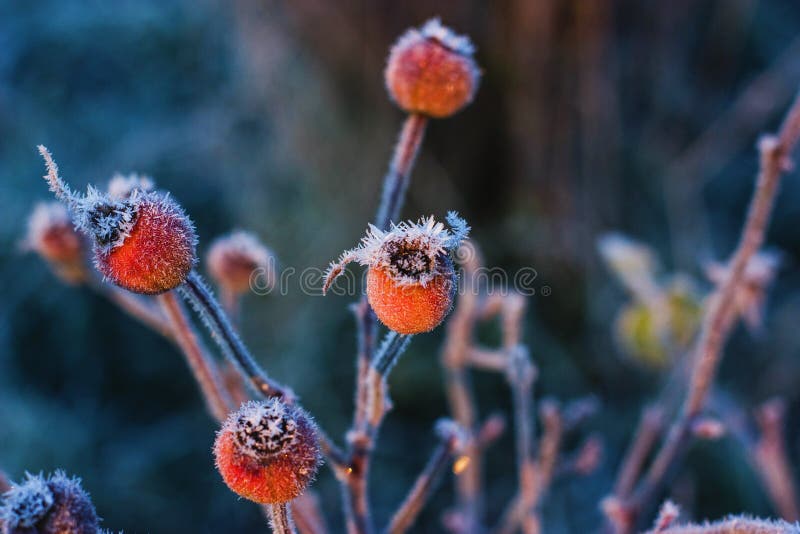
[
  {"x1": 324, "y1": 212, "x2": 469, "y2": 334},
  {"x1": 385, "y1": 18, "x2": 480, "y2": 118},
  {"x1": 38, "y1": 146, "x2": 196, "y2": 295},
  {"x1": 214, "y1": 400, "x2": 321, "y2": 504}
]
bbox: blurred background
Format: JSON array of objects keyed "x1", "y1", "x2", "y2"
[{"x1": 3, "y1": 0, "x2": 800, "y2": 532}]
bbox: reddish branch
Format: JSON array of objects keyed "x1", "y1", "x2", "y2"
[{"x1": 610, "y1": 90, "x2": 800, "y2": 532}]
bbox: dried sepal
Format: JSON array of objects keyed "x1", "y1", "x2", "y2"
[{"x1": 324, "y1": 213, "x2": 469, "y2": 334}]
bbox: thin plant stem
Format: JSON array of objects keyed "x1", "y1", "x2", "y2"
[
  {"x1": 341, "y1": 113, "x2": 428, "y2": 534},
  {"x1": 344, "y1": 331, "x2": 413, "y2": 534},
  {"x1": 158, "y1": 292, "x2": 234, "y2": 422},
  {"x1": 619, "y1": 90, "x2": 800, "y2": 532},
  {"x1": 375, "y1": 113, "x2": 428, "y2": 230},
  {"x1": 268, "y1": 503, "x2": 297, "y2": 534},
  {"x1": 753, "y1": 399, "x2": 800, "y2": 522},
  {"x1": 613, "y1": 406, "x2": 664, "y2": 499},
  {"x1": 508, "y1": 348, "x2": 538, "y2": 534},
  {"x1": 181, "y1": 271, "x2": 290, "y2": 400},
  {"x1": 372, "y1": 331, "x2": 412, "y2": 375},
  {"x1": 386, "y1": 422, "x2": 462, "y2": 534},
  {"x1": 441, "y1": 253, "x2": 483, "y2": 532}
]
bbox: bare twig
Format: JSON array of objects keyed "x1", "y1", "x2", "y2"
[
  {"x1": 158, "y1": 292, "x2": 234, "y2": 422},
  {"x1": 495, "y1": 401, "x2": 563, "y2": 534},
  {"x1": 618, "y1": 89, "x2": 800, "y2": 532},
  {"x1": 387, "y1": 421, "x2": 465, "y2": 534},
  {"x1": 753, "y1": 399, "x2": 800, "y2": 522},
  {"x1": 508, "y1": 348, "x2": 538, "y2": 534},
  {"x1": 613, "y1": 406, "x2": 664, "y2": 499},
  {"x1": 441, "y1": 247, "x2": 484, "y2": 532}
]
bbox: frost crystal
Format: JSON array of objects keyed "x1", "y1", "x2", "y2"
[
  {"x1": 228, "y1": 400, "x2": 299, "y2": 459},
  {"x1": 392, "y1": 18, "x2": 476, "y2": 57},
  {"x1": 0, "y1": 472, "x2": 54, "y2": 528},
  {"x1": 324, "y1": 213, "x2": 469, "y2": 291}
]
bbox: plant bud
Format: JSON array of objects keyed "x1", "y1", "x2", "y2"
[
  {"x1": 214, "y1": 400, "x2": 321, "y2": 504},
  {"x1": 0, "y1": 471, "x2": 99, "y2": 534},
  {"x1": 38, "y1": 146, "x2": 197, "y2": 295},
  {"x1": 207, "y1": 231, "x2": 275, "y2": 295},
  {"x1": 385, "y1": 19, "x2": 480, "y2": 118},
  {"x1": 324, "y1": 212, "x2": 469, "y2": 334},
  {"x1": 91, "y1": 193, "x2": 196, "y2": 294},
  {"x1": 24, "y1": 202, "x2": 86, "y2": 284}
]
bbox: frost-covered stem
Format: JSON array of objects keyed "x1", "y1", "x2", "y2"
[
  {"x1": 343, "y1": 332, "x2": 413, "y2": 534},
  {"x1": 495, "y1": 402, "x2": 562, "y2": 534},
  {"x1": 375, "y1": 113, "x2": 428, "y2": 230},
  {"x1": 386, "y1": 422, "x2": 462, "y2": 534},
  {"x1": 37, "y1": 145, "x2": 78, "y2": 208},
  {"x1": 181, "y1": 271, "x2": 291, "y2": 400},
  {"x1": 351, "y1": 302, "x2": 375, "y2": 431},
  {"x1": 753, "y1": 399, "x2": 800, "y2": 522},
  {"x1": 372, "y1": 331, "x2": 412, "y2": 375},
  {"x1": 159, "y1": 292, "x2": 233, "y2": 422},
  {"x1": 268, "y1": 503, "x2": 296, "y2": 534},
  {"x1": 621, "y1": 90, "x2": 800, "y2": 533},
  {"x1": 613, "y1": 406, "x2": 664, "y2": 499},
  {"x1": 441, "y1": 261, "x2": 483, "y2": 532},
  {"x1": 644, "y1": 516, "x2": 799, "y2": 534},
  {"x1": 509, "y1": 349, "x2": 538, "y2": 534}
]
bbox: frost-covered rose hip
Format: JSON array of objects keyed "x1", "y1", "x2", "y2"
[
  {"x1": 385, "y1": 19, "x2": 480, "y2": 118},
  {"x1": 214, "y1": 400, "x2": 322, "y2": 504},
  {"x1": 38, "y1": 146, "x2": 196, "y2": 294},
  {"x1": 0, "y1": 471, "x2": 99, "y2": 534},
  {"x1": 324, "y1": 212, "x2": 469, "y2": 334}
]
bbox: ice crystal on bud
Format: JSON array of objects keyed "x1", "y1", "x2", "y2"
[
  {"x1": 37, "y1": 146, "x2": 197, "y2": 294},
  {"x1": 324, "y1": 213, "x2": 468, "y2": 334},
  {"x1": 394, "y1": 18, "x2": 475, "y2": 57},
  {"x1": 1, "y1": 473, "x2": 53, "y2": 528},
  {"x1": 0, "y1": 471, "x2": 99, "y2": 534},
  {"x1": 324, "y1": 213, "x2": 469, "y2": 292}
]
